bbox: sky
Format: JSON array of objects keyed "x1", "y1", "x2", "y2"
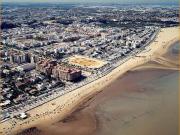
[{"x1": 2, "y1": 0, "x2": 179, "y2": 4}]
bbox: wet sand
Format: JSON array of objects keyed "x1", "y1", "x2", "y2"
[
  {"x1": 35, "y1": 70, "x2": 178, "y2": 135},
  {"x1": 17, "y1": 42, "x2": 179, "y2": 135},
  {"x1": 163, "y1": 41, "x2": 179, "y2": 62},
  {"x1": 0, "y1": 27, "x2": 175, "y2": 135}
]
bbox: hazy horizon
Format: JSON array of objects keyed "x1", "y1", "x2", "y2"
[{"x1": 2, "y1": 0, "x2": 179, "y2": 5}]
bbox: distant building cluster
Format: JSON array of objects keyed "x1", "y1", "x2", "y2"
[{"x1": 9, "y1": 51, "x2": 31, "y2": 64}]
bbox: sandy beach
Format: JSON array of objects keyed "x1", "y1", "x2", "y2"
[
  {"x1": 46, "y1": 69, "x2": 178, "y2": 135},
  {"x1": 0, "y1": 26, "x2": 179, "y2": 135},
  {"x1": 17, "y1": 39, "x2": 179, "y2": 135}
]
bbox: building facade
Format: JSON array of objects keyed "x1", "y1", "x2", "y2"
[{"x1": 36, "y1": 59, "x2": 81, "y2": 81}]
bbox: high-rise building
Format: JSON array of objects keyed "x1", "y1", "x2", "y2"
[
  {"x1": 52, "y1": 65, "x2": 81, "y2": 81},
  {"x1": 10, "y1": 51, "x2": 31, "y2": 64},
  {"x1": 36, "y1": 59, "x2": 81, "y2": 81}
]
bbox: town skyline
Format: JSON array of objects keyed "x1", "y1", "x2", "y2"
[{"x1": 2, "y1": 0, "x2": 179, "y2": 5}]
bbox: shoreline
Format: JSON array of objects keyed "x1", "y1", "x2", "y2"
[
  {"x1": 0, "y1": 26, "x2": 179, "y2": 135},
  {"x1": 18, "y1": 42, "x2": 179, "y2": 135}
]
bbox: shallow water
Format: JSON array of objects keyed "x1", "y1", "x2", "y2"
[
  {"x1": 93, "y1": 42, "x2": 179, "y2": 135},
  {"x1": 164, "y1": 41, "x2": 179, "y2": 61},
  {"x1": 17, "y1": 42, "x2": 179, "y2": 135},
  {"x1": 94, "y1": 70, "x2": 178, "y2": 135}
]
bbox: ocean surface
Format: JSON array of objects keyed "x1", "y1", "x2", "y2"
[
  {"x1": 92, "y1": 42, "x2": 179, "y2": 135},
  {"x1": 17, "y1": 42, "x2": 179, "y2": 135}
]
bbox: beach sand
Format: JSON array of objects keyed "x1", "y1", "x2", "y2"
[
  {"x1": 0, "y1": 27, "x2": 179, "y2": 135},
  {"x1": 26, "y1": 40, "x2": 179, "y2": 135},
  {"x1": 17, "y1": 36, "x2": 179, "y2": 135},
  {"x1": 43, "y1": 70, "x2": 178, "y2": 135}
]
